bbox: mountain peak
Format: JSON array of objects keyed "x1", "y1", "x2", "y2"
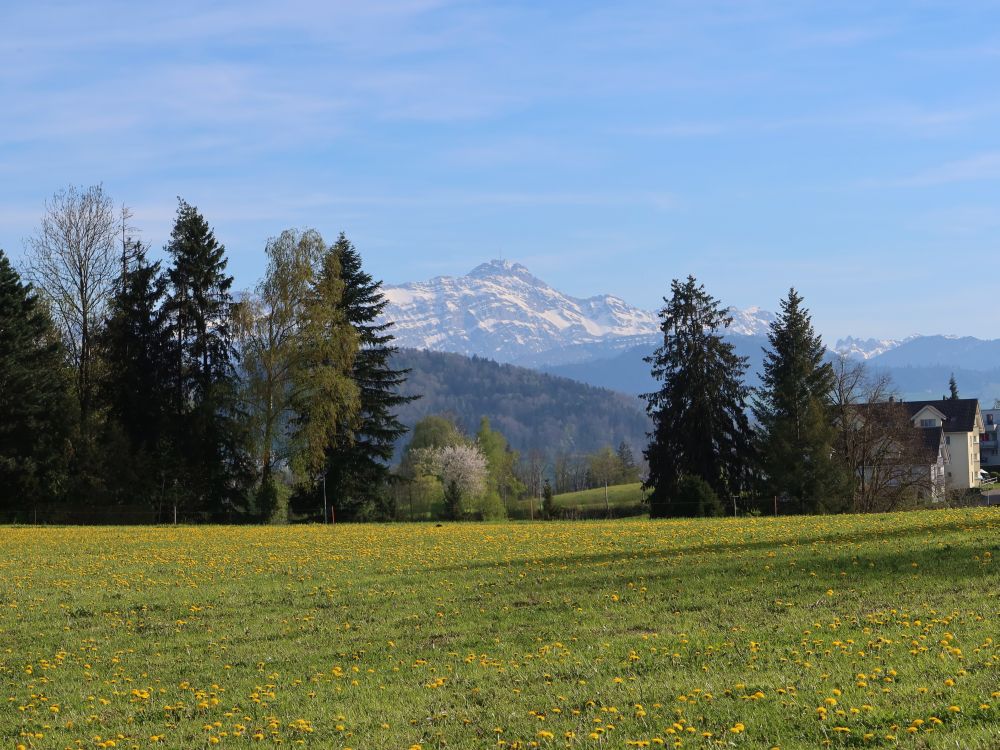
[{"x1": 467, "y1": 259, "x2": 535, "y2": 280}]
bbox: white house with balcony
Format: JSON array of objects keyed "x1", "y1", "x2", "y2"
[{"x1": 904, "y1": 399, "x2": 983, "y2": 490}]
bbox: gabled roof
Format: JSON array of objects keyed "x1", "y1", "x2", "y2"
[
  {"x1": 910, "y1": 404, "x2": 947, "y2": 422},
  {"x1": 903, "y1": 398, "x2": 980, "y2": 433}
]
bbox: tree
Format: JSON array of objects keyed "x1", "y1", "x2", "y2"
[
  {"x1": 642, "y1": 276, "x2": 754, "y2": 517},
  {"x1": 234, "y1": 229, "x2": 326, "y2": 519},
  {"x1": 948, "y1": 374, "x2": 959, "y2": 400},
  {"x1": 288, "y1": 242, "x2": 359, "y2": 493},
  {"x1": 517, "y1": 449, "x2": 546, "y2": 502},
  {"x1": 675, "y1": 474, "x2": 722, "y2": 517},
  {"x1": 615, "y1": 440, "x2": 640, "y2": 483},
  {"x1": 540, "y1": 479, "x2": 556, "y2": 519},
  {"x1": 322, "y1": 234, "x2": 417, "y2": 520},
  {"x1": 0, "y1": 250, "x2": 72, "y2": 510},
  {"x1": 162, "y1": 199, "x2": 247, "y2": 516},
  {"x1": 404, "y1": 415, "x2": 464, "y2": 455},
  {"x1": 752, "y1": 289, "x2": 849, "y2": 513},
  {"x1": 434, "y1": 443, "x2": 488, "y2": 519},
  {"x1": 587, "y1": 445, "x2": 619, "y2": 514},
  {"x1": 832, "y1": 357, "x2": 930, "y2": 512},
  {"x1": 96, "y1": 242, "x2": 172, "y2": 507},
  {"x1": 24, "y1": 185, "x2": 118, "y2": 430},
  {"x1": 476, "y1": 416, "x2": 524, "y2": 512}
]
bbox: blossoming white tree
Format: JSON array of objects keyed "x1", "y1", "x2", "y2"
[{"x1": 409, "y1": 443, "x2": 488, "y2": 518}]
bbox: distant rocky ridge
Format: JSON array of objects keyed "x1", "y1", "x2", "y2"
[
  {"x1": 382, "y1": 260, "x2": 777, "y2": 366},
  {"x1": 833, "y1": 335, "x2": 911, "y2": 360},
  {"x1": 380, "y1": 260, "x2": 1000, "y2": 402}
]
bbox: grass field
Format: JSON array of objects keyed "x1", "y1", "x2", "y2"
[
  {"x1": 1, "y1": 510, "x2": 998, "y2": 750},
  {"x1": 509, "y1": 483, "x2": 646, "y2": 519}
]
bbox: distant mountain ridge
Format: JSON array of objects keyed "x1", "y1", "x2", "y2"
[
  {"x1": 382, "y1": 260, "x2": 777, "y2": 366},
  {"x1": 380, "y1": 260, "x2": 1000, "y2": 402},
  {"x1": 391, "y1": 348, "x2": 651, "y2": 458},
  {"x1": 833, "y1": 335, "x2": 911, "y2": 360}
]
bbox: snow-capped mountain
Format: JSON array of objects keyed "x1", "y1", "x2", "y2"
[
  {"x1": 727, "y1": 306, "x2": 777, "y2": 337},
  {"x1": 381, "y1": 260, "x2": 775, "y2": 365},
  {"x1": 833, "y1": 335, "x2": 912, "y2": 360},
  {"x1": 380, "y1": 260, "x2": 1000, "y2": 402}
]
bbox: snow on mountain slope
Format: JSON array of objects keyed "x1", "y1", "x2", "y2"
[
  {"x1": 380, "y1": 259, "x2": 776, "y2": 364},
  {"x1": 833, "y1": 335, "x2": 912, "y2": 360}
]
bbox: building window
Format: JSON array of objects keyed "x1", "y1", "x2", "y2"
[
  {"x1": 989, "y1": 414, "x2": 994, "y2": 425},
  {"x1": 946, "y1": 436, "x2": 950, "y2": 445},
  {"x1": 920, "y1": 419, "x2": 936, "y2": 427}
]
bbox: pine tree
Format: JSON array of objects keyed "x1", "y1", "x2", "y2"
[
  {"x1": 0, "y1": 250, "x2": 72, "y2": 510},
  {"x1": 616, "y1": 440, "x2": 639, "y2": 483},
  {"x1": 642, "y1": 276, "x2": 754, "y2": 517},
  {"x1": 948, "y1": 374, "x2": 959, "y2": 400},
  {"x1": 321, "y1": 234, "x2": 417, "y2": 520},
  {"x1": 97, "y1": 242, "x2": 172, "y2": 507},
  {"x1": 161, "y1": 200, "x2": 247, "y2": 517},
  {"x1": 753, "y1": 289, "x2": 848, "y2": 513}
]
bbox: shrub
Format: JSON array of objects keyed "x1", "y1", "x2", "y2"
[{"x1": 674, "y1": 474, "x2": 722, "y2": 517}]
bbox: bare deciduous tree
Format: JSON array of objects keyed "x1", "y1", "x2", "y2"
[
  {"x1": 832, "y1": 357, "x2": 932, "y2": 512},
  {"x1": 517, "y1": 449, "x2": 545, "y2": 500},
  {"x1": 24, "y1": 185, "x2": 118, "y2": 425}
]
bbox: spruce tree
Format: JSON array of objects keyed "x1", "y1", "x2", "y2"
[
  {"x1": 753, "y1": 289, "x2": 848, "y2": 513},
  {"x1": 161, "y1": 200, "x2": 247, "y2": 517},
  {"x1": 0, "y1": 250, "x2": 72, "y2": 510},
  {"x1": 948, "y1": 374, "x2": 959, "y2": 400},
  {"x1": 321, "y1": 234, "x2": 417, "y2": 519},
  {"x1": 97, "y1": 242, "x2": 172, "y2": 506},
  {"x1": 642, "y1": 276, "x2": 754, "y2": 517},
  {"x1": 616, "y1": 440, "x2": 639, "y2": 483}
]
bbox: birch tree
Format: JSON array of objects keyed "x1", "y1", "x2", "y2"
[{"x1": 24, "y1": 185, "x2": 117, "y2": 426}]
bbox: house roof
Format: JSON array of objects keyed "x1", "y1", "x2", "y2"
[{"x1": 904, "y1": 398, "x2": 980, "y2": 433}]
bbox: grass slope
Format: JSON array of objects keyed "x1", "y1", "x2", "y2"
[
  {"x1": 553, "y1": 482, "x2": 646, "y2": 509},
  {"x1": 1, "y1": 510, "x2": 998, "y2": 749},
  {"x1": 507, "y1": 483, "x2": 646, "y2": 519}
]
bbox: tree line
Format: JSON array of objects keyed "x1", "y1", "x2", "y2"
[
  {"x1": 642, "y1": 276, "x2": 946, "y2": 517},
  {"x1": 387, "y1": 413, "x2": 642, "y2": 521},
  {"x1": 1, "y1": 187, "x2": 949, "y2": 522},
  {"x1": 1, "y1": 185, "x2": 413, "y2": 522}
]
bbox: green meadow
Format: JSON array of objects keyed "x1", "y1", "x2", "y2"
[{"x1": 1, "y1": 509, "x2": 997, "y2": 750}]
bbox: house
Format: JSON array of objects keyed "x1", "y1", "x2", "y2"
[
  {"x1": 902, "y1": 399, "x2": 983, "y2": 490},
  {"x1": 980, "y1": 408, "x2": 1000, "y2": 472},
  {"x1": 915, "y1": 425, "x2": 948, "y2": 501},
  {"x1": 841, "y1": 400, "x2": 949, "y2": 504}
]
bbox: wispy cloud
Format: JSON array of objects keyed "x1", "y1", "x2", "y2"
[
  {"x1": 884, "y1": 151, "x2": 1000, "y2": 187},
  {"x1": 621, "y1": 104, "x2": 985, "y2": 139}
]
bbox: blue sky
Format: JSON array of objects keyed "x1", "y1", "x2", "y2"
[{"x1": 3, "y1": 1, "x2": 1000, "y2": 340}]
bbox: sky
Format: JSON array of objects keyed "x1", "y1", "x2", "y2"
[{"x1": 3, "y1": 1, "x2": 1000, "y2": 341}]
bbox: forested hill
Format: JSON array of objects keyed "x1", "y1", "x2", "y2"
[{"x1": 391, "y1": 348, "x2": 651, "y2": 457}]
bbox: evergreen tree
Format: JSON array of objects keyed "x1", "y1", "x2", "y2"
[
  {"x1": 321, "y1": 234, "x2": 417, "y2": 520},
  {"x1": 161, "y1": 199, "x2": 247, "y2": 517},
  {"x1": 0, "y1": 250, "x2": 72, "y2": 510},
  {"x1": 616, "y1": 440, "x2": 639, "y2": 483},
  {"x1": 97, "y1": 242, "x2": 173, "y2": 507},
  {"x1": 948, "y1": 373, "x2": 959, "y2": 400},
  {"x1": 753, "y1": 289, "x2": 848, "y2": 513},
  {"x1": 642, "y1": 276, "x2": 754, "y2": 517}
]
